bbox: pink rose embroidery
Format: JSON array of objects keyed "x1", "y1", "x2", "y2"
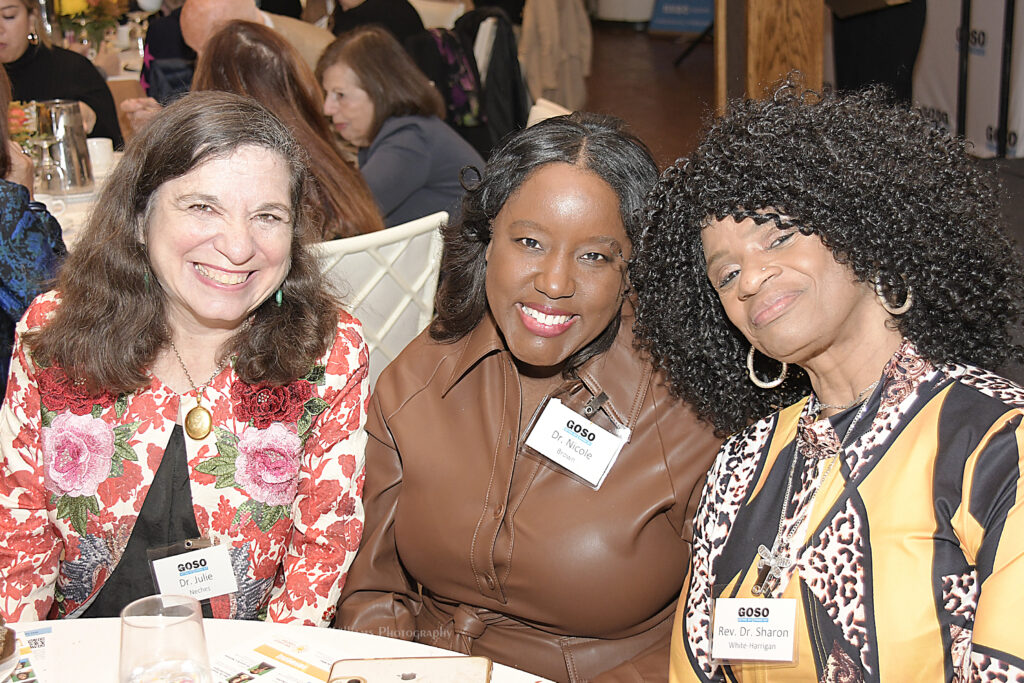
[
  {"x1": 42, "y1": 412, "x2": 115, "y2": 497},
  {"x1": 234, "y1": 423, "x2": 302, "y2": 506}
]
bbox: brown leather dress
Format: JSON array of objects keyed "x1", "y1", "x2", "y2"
[{"x1": 336, "y1": 308, "x2": 720, "y2": 682}]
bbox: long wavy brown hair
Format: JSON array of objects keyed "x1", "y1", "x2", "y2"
[
  {"x1": 26, "y1": 91, "x2": 339, "y2": 393},
  {"x1": 194, "y1": 20, "x2": 383, "y2": 239}
]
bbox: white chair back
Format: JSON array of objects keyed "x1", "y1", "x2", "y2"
[
  {"x1": 315, "y1": 211, "x2": 447, "y2": 388},
  {"x1": 409, "y1": 0, "x2": 466, "y2": 28},
  {"x1": 527, "y1": 98, "x2": 573, "y2": 127},
  {"x1": 473, "y1": 17, "x2": 499, "y2": 86}
]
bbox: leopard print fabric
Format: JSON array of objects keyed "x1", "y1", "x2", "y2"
[
  {"x1": 680, "y1": 340, "x2": 1024, "y2": 680},
  {"x1": 946, "y1": 364, "x2": 1024, "y2": 409},
  {"x1": 801, "y1": 498, "x2": 872, "y2": 675},
  {"x1": 683, "y1": 414, "x2": 780, "y2": 677},
  {"x1": 944, "y1": 570, "x2": 978, "y2": 682},
  {"x1": 969, "y1": 652, "x2": 1024, "y2": 682}
]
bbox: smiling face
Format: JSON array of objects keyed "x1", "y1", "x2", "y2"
[
  {"x1": 321, "y1": 62, "x2": 375, "y2": 148},
  {"x1": 145, "y1": 145, "x2": 293, "y2": 337},
  {"x1": 701, "y1": 215, "x2": 884, "y2": 367},
  {"x1": 0, "y1": 0, "x2": 32, "y2": 64},
  {"x1": 485, "y1": 162, "x2": 630, "y2": 376}
]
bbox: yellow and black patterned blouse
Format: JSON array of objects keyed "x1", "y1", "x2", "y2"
[{"x1": 671, "y1": 340, "x2": 1024, "y2": 682}]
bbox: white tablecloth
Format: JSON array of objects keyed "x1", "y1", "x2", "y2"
[
  {"x1": 34, "y1": 190, "x2": 94, "y2": 250},
  {"x1": 9, "y1": 618, "x2": 552, "y2": 683},
  {"x1": 33, "y1": 150, "x2": 121, "y2": 250}
]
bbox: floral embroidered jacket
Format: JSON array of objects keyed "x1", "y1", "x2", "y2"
[{"x1": 0, "y1": 292, "x2": 369, "y2": 625}]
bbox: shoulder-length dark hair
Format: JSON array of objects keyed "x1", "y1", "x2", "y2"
[
  {"x1": 316, "y1": 25, "x2": 445, "y2": 143},
  {"x1": 26, "y1": 91, "x2": 339, "y2": 392},
  {"x1": 631, "y1": 80, "x2": 1024, "y2": 434},
  {"x1": 194, "y1": 20, "x2": 383, "y2": 239},
  {"x1": 430, "y1": 112, "x2": 659, "y2": 373}
]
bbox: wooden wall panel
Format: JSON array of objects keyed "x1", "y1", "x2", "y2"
[
  {"x1": 716, "y1": 0, "x2": 824, "y2": 110},
  {"x1": 746, "y1": 0, "x2": 824, "y2": 97}
]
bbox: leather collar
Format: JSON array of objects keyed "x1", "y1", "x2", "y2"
[{"x1": 441, "y1": 300, "x2": 652, "y2": 432}]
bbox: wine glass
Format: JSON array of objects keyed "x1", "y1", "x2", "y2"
[
  {"x1": 126, "y1": 11, "x2": 151, "y2": 60},
  {"x1": 33, "y1": 137, "x2": 66, "y2": 196},
  {"x1": 118, "y1": 595, "x2": 212, "y2": 683}
]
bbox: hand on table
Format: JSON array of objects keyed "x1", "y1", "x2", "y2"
[
  {"x1": 120, "y1": 97, "x2": 163, "y2": 131},
  {"x1": 79, "y1": 101, "x2": 97, "y2": 134},
  {"x1": 5, "y1": 140, "x2": 34, "y2": 198}
]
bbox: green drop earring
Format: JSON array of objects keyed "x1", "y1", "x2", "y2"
[{"x1": 274, "y1": 288, "x2": 283, "y2": 307}]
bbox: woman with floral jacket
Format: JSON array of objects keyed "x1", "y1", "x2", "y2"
[{"x1": 0, "y1": 92, "x2": 368, "y2": 625}]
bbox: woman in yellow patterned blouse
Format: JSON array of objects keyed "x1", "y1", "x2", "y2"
[{"x1": 630, "y1": 81, "x2": 1024, "y2": 681}]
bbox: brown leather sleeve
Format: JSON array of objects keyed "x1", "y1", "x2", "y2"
[
  {"x1": 335, "y1": 388, "x2": 421, "y2": 639},
  {"x1": 651, "y1": 380, "x2": 722, "y2": 543},
  {"x1": 587, "y1": 378, "x2": 720, "y2": 682}
]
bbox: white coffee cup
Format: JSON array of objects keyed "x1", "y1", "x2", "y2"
[
  {"x1": 116, "y1": 23, "x2": 132, "y2": 49},
  {"x1": 87, "y1": 137, "x2": 115, "y2": 178},
  {"x1": 36, "y1": 195, "x2": 66, "y2": 217}
]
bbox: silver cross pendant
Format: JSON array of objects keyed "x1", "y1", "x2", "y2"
[{"x1": 752, "y1": 538, "x2": 792, "y2": 596}]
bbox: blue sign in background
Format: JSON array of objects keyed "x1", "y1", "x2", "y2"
[{"x1": 649, "y1": 0, "x2": 714, "y2": 33}]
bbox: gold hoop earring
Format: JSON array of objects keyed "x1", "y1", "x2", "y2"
[
  {"x1": 874, "y1": 274, "x2": 913, "y2": 316},
  {"x1": 747, "y1": 345, "x2": 787, "y2": 389}
]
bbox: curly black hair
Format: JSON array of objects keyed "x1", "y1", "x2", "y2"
[
  {"x1": 631, "y1": 80, "x2": 1024, "y2": 435},
  {"x1": 430, "y1": 111, "x2": 658, "y2": 374}
]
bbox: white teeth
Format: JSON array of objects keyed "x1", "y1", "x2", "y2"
[
  {"x1": 194, "y1": 263, "x2": 248, "y2": 285},
  {"x1": 522, "y1": 306, "x2": 572, "y2": 326}
]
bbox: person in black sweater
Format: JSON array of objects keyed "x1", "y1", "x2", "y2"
[
  {"x1": 0, "y1": 0, "x2": 123, "y2": 147},
  {"x1": 831, "y1": 0, "x2": 926, "y2": 104},
  {"x1": 331, "y1": 0, "x2": 424, "y2": 46}
]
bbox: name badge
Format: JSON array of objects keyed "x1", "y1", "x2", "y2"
[
  {"x1": 524, "y1": 398, "x2": 627, "y2": 489},
  {"x1": 710, "y1": 598, "x2": 796, "y2": 662},
  {"x1": 151, "y1": 544, "x2": 238, "y2": 601}
]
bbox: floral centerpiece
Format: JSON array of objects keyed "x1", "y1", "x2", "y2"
[
  {"x1": 8, "y1": 100, "x2": 40, "y2": 152},
  {"x1": 55, "y1": 0, "x2": 127, "y2": 51}
]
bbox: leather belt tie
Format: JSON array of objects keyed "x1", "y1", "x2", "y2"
[
  {"x1": 450, "y1": 602, "x2": 530, "y2": 655},
  {"x1": 453, "y1": 604, "x2": 489, "y2": 653}
]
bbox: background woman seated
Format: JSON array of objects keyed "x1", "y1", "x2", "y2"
[
  {"x1": 317, "y1": 26, "x2": 484, "y2": 227},
  {"x1": 336, "y1": 113, "x2": 720, "y2": 682},
  {"x1": 0, "y1": 68, "x2": 64, "y2": 403},
  {"x1": 1, "y1": 0, "x2": 123, "y2": 146},
  {"x1": 193, "y1": 20, "x2": 383, "y2": 239}
]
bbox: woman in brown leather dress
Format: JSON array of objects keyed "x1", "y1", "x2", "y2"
[{"x1": 335, "y1": 113, "x2": 720, "y2": 683}]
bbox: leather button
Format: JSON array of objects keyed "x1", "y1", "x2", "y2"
[
  {"x1": 493, "y1": 504, "x2": 503, "y2": 518},
  {"x1": 485, "y1": 575, "x2": 496, "y2": 590}
]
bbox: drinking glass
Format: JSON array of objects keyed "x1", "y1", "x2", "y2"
[
  {"x1": 33, "y1": 137, "x2": 66, "y2": 196},
  {"x1": 126, "y1": 11, "x2": 150, "y2": 60},
  {"x1": 119, "y1": 595, "x2": 212, "y2": 683}
]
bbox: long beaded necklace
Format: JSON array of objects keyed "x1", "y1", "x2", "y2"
[
  {"x1": 168, "y1": 339, "x2": 227, "y2": 440},
  {"x1": 751, "y1": 395, "x2": 874, "y2": 596}
]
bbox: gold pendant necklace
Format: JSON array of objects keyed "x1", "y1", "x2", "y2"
[{"x1": 168, "y1": 339, "x2": 227, "y2": 440}]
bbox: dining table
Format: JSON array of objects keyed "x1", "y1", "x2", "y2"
[
  {"x1": 32, "y1": 148, "x2": 118, "y2": 251},
  {"x1": 7, "y1": 617, "x2": 553, "y2": 683}
]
